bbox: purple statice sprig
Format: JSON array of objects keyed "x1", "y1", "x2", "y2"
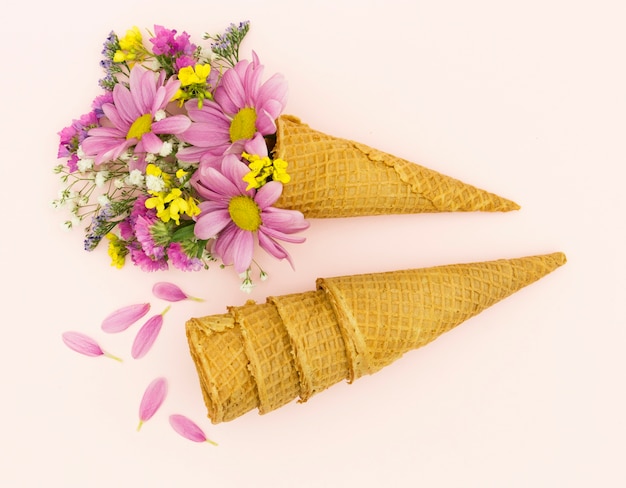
[
  {"x1": 99, "y1": 31, "x2": 124, "y2": 91},
  {"x1": 204, "y1": 20, "x2": 250, "y2": 68}
]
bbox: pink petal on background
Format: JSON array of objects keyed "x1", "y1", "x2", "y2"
[
  {"x1": 101, "y1": 303, "x2": 151, "y2": 333},
  {"x1": 137, "y1": 377, "x2": 168, "y2": 431},
  {"x1": 131, "y1": 306, "x2": 171, "y2": 359},
  {"x1": 152, "y1": 282, "x2": 203, "y2": 302},
  {"x1": 62, "y1": 331, "x2": 122, "y2": 362},
  {"x1": 169, "y1": 414, "x2": 218, "y2": 445}
]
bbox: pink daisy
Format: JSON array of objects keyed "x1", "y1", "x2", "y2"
[
  {"x1": 193, "y1": 154, "x2": 308, "y2": 273},
  {"x1": 177, "y1": 52, "x2": 287, "y2": 168},
  {"x1": 81, "y1": 66, "x2": 191, "y2": 171}
]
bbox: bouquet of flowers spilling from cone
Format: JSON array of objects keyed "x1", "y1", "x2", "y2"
[
  {"x1": 186, "y1": 252, "x2": 566, "y2": 424},
  {"x1": 54, "y1": 21, "x2": 519, "y2": 289}
]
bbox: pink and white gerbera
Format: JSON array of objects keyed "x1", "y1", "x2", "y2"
[
  {"x1": 193, "y1": 153, "x2": 308, "y2": 273},
  {"x1": 81, "y1": 66, "x2": 191, "y2": 171},
  {"x1": 177, "y1": 52, "x2": 288, "y2": 169}
]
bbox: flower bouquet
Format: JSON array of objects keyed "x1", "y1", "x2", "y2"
[{"x1": 54, "y1": 22, "x2": 519, "y2": 290}]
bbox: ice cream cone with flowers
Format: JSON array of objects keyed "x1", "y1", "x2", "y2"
[{"x1": 54, "y1": 21, "x2": 518, "y2": 290}]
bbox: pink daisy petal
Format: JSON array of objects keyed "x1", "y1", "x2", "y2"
[
  {"x1": 152, "y1": 282, "x2": 203, "y2": 302},
  {"x1": 152, "y1": 114, "x2": 191, "y2": 135},
  {"x1": 140, "y1": 132, "x2": 163, "y2": 154},
  {"x1": 131, "y1": 306, "x2": 170, "y2": 359},
  {"x1": 194, "y1": 209, "x2": 231, "y2": 239},
  {"x1": 169, "y1": 414, "x2": 218, "y2": 445},
  {"x1": 231, "y1": 229, "x2": 255, "y2": 273},
  {"x1": 137, "y1": 377, "x2": 168, "y2": 430},
  {"x1": 62, "y1": 331, "x2": 122, "y2": 362},
  {"x1": 101, "y1": 303, "x2": 151, "y2": 333},
  {"x1": 255, "y1": 181, "x2": 283, "y2": 209},
  {"x1": 257, "y1": 231, "x2": 294, "y2": 269}
]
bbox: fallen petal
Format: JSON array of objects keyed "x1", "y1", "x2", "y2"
[
  {"x1": 101, "y1": 303, "x2": 151, "y2": 333},
  {"x1": 152, "y1": 282, "x2": 203, "y2": 302},
  {"x1": 169, "y1": 414, "x2": 218, "y2": 445},
  {"x1": 137, "y1": 377, "x2": 168, "y2": 431},
  {"x1": 62, "y1": 331, "x2": 122, "y2": 362},
  {"x1": 131, "y1": 306, "x2": 170, "y2": 359}
]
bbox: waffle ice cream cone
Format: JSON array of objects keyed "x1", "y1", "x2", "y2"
[
  {"x1": 186, "y1": 252, "x2": 566, "y2": 424},
  {"x1": 272, "y1": 115, "x2": 520, "y2": 218}
]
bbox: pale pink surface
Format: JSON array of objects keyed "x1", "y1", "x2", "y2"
[{"x1": 7, "y1": 4, "x2": 625, "y2": 487}]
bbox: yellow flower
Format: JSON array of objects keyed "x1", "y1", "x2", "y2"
[
  {"x1": 106, "y1": 233, "x2": 127, "y2": 268},
  {"x1": 178, "y1": 63, "x2": 212, "y2": 87},
  {"x1": 113, "y1": 26, "x2": 146, "y2": 64},
  {"x1": 145, "y1": 188, "x2": 200, "y2": 225},
  {"x1": 242, "y1": 153, "x2": 291, "y2": 190}
]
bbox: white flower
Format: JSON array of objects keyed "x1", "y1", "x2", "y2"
[
  {"x1": 154, "y1": 109, "x2": 166, "y2": 121},
  {"x1": 145, "y1": 153, "x2": 157, "y2": 163},
  {"x1": 97, "y1": 194, "x2": 111, "y2": 206},
  {"x1": 77, "y1": 157, "x2": 94, "y2": 172},
  {"x1": 127, "y1": 170, "x2": 144, "y2": 186},
  {"x1": 146, "y1": 174, "x2": 166, "y2": 193},
  {"x1": 62, "y1": 216, "x2": 80, "y2": 231},
  {"x1": 159, "y1": 141, "x2": 173, "y2": 157},
  {"x1": 94, "y1": 171, "x2": 109, "y2": 187},
  {"x1": 113, "y1": 178, "x2": 124, "y2": 189}
]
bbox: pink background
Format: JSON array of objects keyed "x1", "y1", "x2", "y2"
[{"x1": 2, "y1": 1, "x2": 624, "y2": 486}]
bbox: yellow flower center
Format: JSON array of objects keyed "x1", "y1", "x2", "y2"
[
  {"x1": 229, "y1": 107, "x2": 257, "y2": 142},
  {"x1": 127, "y1": 113, "x2": 153, "y2": 140},
  {"x1": 228, "y1": 195, "x2": 261, "y2": 231}
]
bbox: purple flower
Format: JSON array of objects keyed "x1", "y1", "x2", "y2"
[
  {"x1": 167, "y1": 242, "x2": 203, "y2": 272},
  {"x1": 177, "y1": 52, "x2": 288, "y2": 168},
  {"x1": 149, "y1": 25, "x2": 196, "y2": 57},
  {"x1": 193, "y1": 154, "x2": 309, "y2": 273},
  {"x1": 58, "y1": 111, "x2": 99, "y2": 172},
  {"x1": 81, "y1": 65, "x2": 191, "y2": 171}
]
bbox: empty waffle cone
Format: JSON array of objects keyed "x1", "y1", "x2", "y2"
[
  {"x1": 272, "y1": 115, "x2": 520, "y2": 218},
  {"x1": 186, "y1": 252, "x2": 566, "y2": 424}
]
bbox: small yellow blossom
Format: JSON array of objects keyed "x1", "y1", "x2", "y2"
[
  {"x1": 106, "y1": 233, "x2": 127, "y2": 268},
  {"x1": 113, "y1": 26, "x2": 147, "y2": 64},
  {"x1": 178, "y1": 63, "x2": 212, "y2": 86},
  {"x1": 145, "y1": 188, "x2": 201, "y2": 225},
  {"x1": 242, "y1": 153, "x2": 291, "y2": 190}
]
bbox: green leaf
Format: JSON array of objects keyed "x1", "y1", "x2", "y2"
[{"x1": 171, "y1": 223, "x2": 196, "y2": 242}]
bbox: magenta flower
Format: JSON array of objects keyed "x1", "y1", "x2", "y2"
[
  {"x1": 57, "y1": 111, "x2": 99, "y2": 172},
  {"x1": 169, "y1": 414, "x2": 218, "y2": 445},
  {"x1": 62, "y1": 331, "x2": 122, "y2": 362},
  {"x1": 193, "y1": 154, "x2": 309, "y2": 273},
  {"x1": 149, "y1": 25, "x2": 196, "y2": 58},
  {"x1": 81, "y1": 65, "x2": 191, "y2": 170},
  {"x1": 166, "y1": 243, "x2": 203, "y2": 272},
  {"x1": 131, "y1": 306, "x2": 170, "y2": 359},
  {"x1": 137, "y1": 377, "x2": 168, "y2": 431},
  {"x1": 101, "y1": 303, "x2": 151, "y2": 333},
  {"x1": 177, "y1": 52, "x2": 287, "y2": 167},
  {"x1": 152, "y1": 282, "x2": 203, "y2": 302}
]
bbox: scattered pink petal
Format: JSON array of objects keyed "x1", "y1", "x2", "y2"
[
  {"x1": 101, "y1": 303, "x2": 151, "y2": 333},
  {"x1": 137, "y1": 377, "x2": 168, "y2": 431},
  {"x1": 62, "y1": 331, "x2": 122, "y2": 362},
  {"x1": 169, "y1": 414, "x2": 218, "y2": 445},
  {"x1": 131, "y1": 306, "x2": 171, "y2": 359},
  {"x1": 152, "y1": 282, "x2": 203, "y2": 302}
]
